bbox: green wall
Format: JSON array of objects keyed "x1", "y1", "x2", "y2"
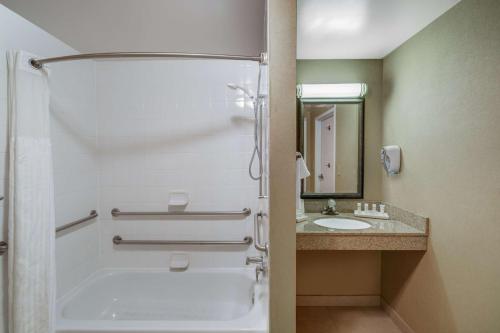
[{"x1": 381, "y1": 0, "x2": 500, "y2": 332}]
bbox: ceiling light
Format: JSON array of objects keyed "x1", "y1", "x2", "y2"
[{"x1": 297, "y1": 84, "x2": 368, "y2": 99}]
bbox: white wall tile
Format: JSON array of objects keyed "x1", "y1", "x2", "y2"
[{"x1": 96, "y1": 60, "x2": 266, "y2": 268}]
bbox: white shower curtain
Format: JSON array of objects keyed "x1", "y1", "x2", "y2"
[{"x1": 7, "y1": 51, "x2": 56, "y2": 333}]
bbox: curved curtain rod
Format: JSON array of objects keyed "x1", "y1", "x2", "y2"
[{"x1": 30, "y1": 51, "x2": 267, "y2": 69}]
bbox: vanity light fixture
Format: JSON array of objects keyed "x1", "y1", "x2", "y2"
[{"x1": 297, "y1": 83, "x2": 368, "y2": 99}]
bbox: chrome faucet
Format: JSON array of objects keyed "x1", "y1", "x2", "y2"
[
  {"x1": 246, "y1": 256, "x2": 267, "y2": 282},
  {"x1": 322, "y1": 199, "x2": 339, "y2": 215}
]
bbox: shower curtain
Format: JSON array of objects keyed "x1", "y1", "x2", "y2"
[{"x1": 7, "y1": 51, "x2": 56, "y2": 333}]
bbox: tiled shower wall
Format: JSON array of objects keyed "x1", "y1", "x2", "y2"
[
  {"x1": 0, "y1": 9, "x2": 267, "y2": 321},
  {"x1": 96, "y1": 60, "x2": 265, "y2": 267},
  {"x1": 0, "y1": 5, "x2": 99, "y2": 326},
  {"x1": 0, "y1": 8, "x2": 268, "y2": 332},
  {"x1": 50, "y1": 61, "x2": 99, "y2": 296}
]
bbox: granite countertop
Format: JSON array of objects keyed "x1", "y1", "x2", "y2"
[
  {"x1": 296, "y1": 213, "x2": 426, "y2": 236},
  {"x1": 296, "y1": 209, "x2": 429, "y2": 251}
]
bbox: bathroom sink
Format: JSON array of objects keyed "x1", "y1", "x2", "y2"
[{"x1": 314, "y1": 218, "x2": 371, "y2": 230}]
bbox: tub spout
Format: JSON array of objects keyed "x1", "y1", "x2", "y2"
[
  {"x1": 246, "y1": 256, "x2": 263, "y2": 265},
  {"x1": 246, "y1": 256, "x2": 267, "y2": 282}
]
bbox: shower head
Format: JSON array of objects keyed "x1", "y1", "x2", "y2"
[{"x1": 227, "y1": 83, "x2": 254, "y2": 100}]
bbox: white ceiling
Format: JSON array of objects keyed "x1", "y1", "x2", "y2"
[
  {"x1": 0, "y1": 0, "x2": 266, "y2": 55},
  {"x1": 298, "y1": 0, "x2": 461, "y2": 59}
]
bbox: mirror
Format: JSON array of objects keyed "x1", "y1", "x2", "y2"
[{"x1": 298, "y1": 97, "x2": 364, "y2": 199}]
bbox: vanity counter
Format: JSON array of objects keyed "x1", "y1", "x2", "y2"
[{"x1": 296, "y1": 213, "x2": 428, "y2": 251}]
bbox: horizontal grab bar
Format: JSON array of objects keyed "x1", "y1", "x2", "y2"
[
  {"x1": 1, "y1": 210, "x2": 99, "y2": 256},
  {"x1": 113, "y1": 235, "x2": 253, "y2": 246},
  {"x1": 111, "y1": 208, "x2": 251, "y2": 218},
  {"x1": 56, "y1": 210, "x2": 98, "y2": 233}
]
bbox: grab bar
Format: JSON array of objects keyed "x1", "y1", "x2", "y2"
[
  {"x1": 0, "y1": 210, "x2": 99, "y2": 256},
  {"x1": 111, "y1": 208, "x2": 251, "y2": 218},
  {"x1": 113, "y1": 235, "x2": 253, "y2": 246},
  {"x1": 254, "y1": 211, "x2": 269, "y2": 255},
  {"x1": 56, "y1": 210, "x2": 98, "y2": 233}
]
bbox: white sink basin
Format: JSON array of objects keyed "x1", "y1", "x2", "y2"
[{"x1": 314, "y1": 218, "x2": 371, "y2": 230}]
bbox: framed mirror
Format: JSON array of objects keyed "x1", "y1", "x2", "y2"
[{"x1": 297, "y1": 84, "x2": 365, "y2": 199}]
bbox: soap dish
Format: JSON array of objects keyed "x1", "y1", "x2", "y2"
[
  {"x1": 170, "y1": 252, "x2": 189, "y2": 271},
  {"x1": 168, "y1": 191, "x2": 189, "y2": 207}
]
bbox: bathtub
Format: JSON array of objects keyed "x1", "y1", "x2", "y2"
[{"x1": 56, "y1": 268, "x2": 268, "y2": 333}]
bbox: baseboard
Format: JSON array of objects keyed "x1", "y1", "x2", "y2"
[
  {"x1": 297, "y1": 295, "x2": 380, "y2": 307},
  {"x1": 381, "y1": 299, "x2": 415, "y2": 333}
]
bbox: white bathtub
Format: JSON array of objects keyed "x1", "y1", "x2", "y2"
[{"x1": 56, "y1": 268, "x2": 268, "y2": 333}]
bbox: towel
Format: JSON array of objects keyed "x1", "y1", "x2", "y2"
[{"x1": 296, "y1": 155, "x2": 310, "y2": 211}]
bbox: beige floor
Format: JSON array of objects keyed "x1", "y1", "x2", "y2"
[{"x1": 297, "y1": 306, "x2": 403, "y2": 333}]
